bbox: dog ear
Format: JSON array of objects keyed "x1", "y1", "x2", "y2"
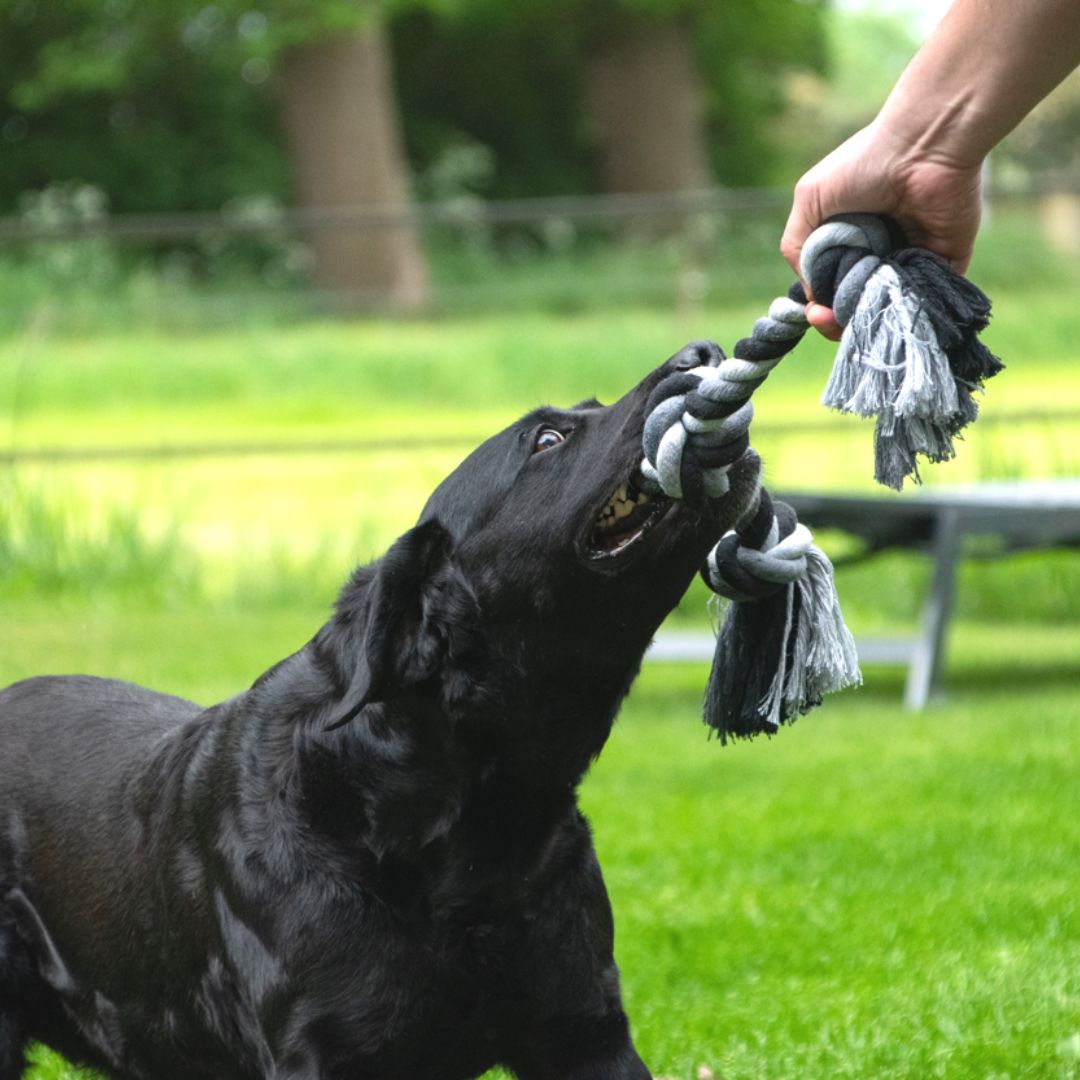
[{"x1": 327, "y1": 519, "x2": 477, "y2": 729}]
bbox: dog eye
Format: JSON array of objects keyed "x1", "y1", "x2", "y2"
[{"x1": 533, "y1": 428, "x2": 565, "y2": 453}]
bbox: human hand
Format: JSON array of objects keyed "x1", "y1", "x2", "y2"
[{"x1": 780, "y1": 120, "x2": 984, "y2": 340}]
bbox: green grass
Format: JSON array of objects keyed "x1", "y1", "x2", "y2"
[
  {"x1": 598, "y1": 650, "x2": 1080, "y2": 1079},
  {"x1": 3, "y1": 604, "x2": 1078, "y2": 1080},
  {"x1": 2, "y1": 286, "x2": 1079, "y2": 590},
  {"x1": 4, "y1": 224, "x2": 1080, "y2": 1077},
  {"x1": 3, "y1": 278, "x2": 1079, "y2": 626}
]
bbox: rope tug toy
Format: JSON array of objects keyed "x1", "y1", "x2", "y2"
[{"x1": 639, "y1": 212, "x2": 1002, "y2": 741}]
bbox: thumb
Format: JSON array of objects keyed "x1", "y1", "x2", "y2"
[
  {"x1": 780, "y1": 210, "x2": 810, "y2": 280},
  {"x1": 780, "y1": 177, "x2": 824, "y2": 282}
]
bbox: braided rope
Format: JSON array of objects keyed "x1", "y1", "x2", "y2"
[
  {"x1": 640, "y1": 212, "x2": 999, "y2": 733},
  {"x1": 802, "y1": 213, "x2": 1001, "y2": 488},
  {"x1": 638, "y1": 288, "x2": 808, "y2": 505},
  {"x1": 636, "y1": 345, "x2": 861, "y2": 736},
  {"x1": 700, "y1": 489, "x2": 859, "y2": 732},
  {"x1": 641, "y1": 211, "x2": 999, "y2": 502}
]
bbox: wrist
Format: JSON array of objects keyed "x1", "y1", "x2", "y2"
[{"x1": 872, "y1": 90, "x2": 990, "y2": 174}]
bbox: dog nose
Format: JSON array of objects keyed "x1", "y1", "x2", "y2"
[{"x1": 669, "y1": 340, "x2": 726, "y2": 370}]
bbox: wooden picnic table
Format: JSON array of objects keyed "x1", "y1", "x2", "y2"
[{"x1": 650, "y1": 480, "x2": 1080, "y2": 709}]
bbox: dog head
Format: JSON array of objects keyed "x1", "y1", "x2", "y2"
[{"x1": 330, "y1": 343, "x2": 759, "y2": 757}]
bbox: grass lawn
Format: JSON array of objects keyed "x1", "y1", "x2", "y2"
[
  {"x1": 4, "y1": 605, "x2": 1078, "y2": 1080},
  {"x1": 2, "y1": 293, "x2": 1078, "y2": 592},
  {"x1": 3, "y1": 266, "x2": 1080, "y2": 1077}
]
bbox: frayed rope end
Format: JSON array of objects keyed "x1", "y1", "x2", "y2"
[
  {"x1": 810, "y1": 218, "x2": 1003, "y2": 489},
  {"x1": 702, "y1": 509, "x2": 861, "y2": 743}
]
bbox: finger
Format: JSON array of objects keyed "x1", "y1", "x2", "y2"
[
  {"x1": 779, "y1": 189, "x2": 818, "y2": 279},
  {"x1": 806, "y1": 302, "x2": 843, "y2": 342}
]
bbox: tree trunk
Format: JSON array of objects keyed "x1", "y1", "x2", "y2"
[
  {"x1": 583, "y1": 19, "x2": 712, "y2": 196},
  {"x1": 278, "y1": 23, "x2": 428, "y2": 307}
]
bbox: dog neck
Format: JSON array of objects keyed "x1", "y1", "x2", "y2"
[{"x1": 225, "y1": 596, "x2": 643, "y2": 897}]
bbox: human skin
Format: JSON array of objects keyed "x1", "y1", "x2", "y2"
[{"x1": 781, "y1": 0, "x2": 1080, "y2": 339}]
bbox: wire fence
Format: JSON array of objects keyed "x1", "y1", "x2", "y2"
[
  {"x1": 5, "y1": 181, "x2": 1080, "y2": 322},
  {"x1": 0, "y1": 187, "x2": 792, "y2": 244},
  {"x1": 4, "y1": 409, "x2": 1079, "y2": 468},
  {"x1": 4, "y1": 179, "x2": 1079, "y2": 243},
  {"x1": 0, "y1": 186, "x2": 809, "y2": 330},
  {"x1": 5, "y1": 178, "x2": 1080, "y2": 332}
]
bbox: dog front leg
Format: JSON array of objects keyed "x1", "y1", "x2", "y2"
[
  {"x1": 505, "y1": 1010, "x2": 651, "y2": 1080},
  {"x1": 566, "y1": 1042, "x2": 652, "y2": 1080},
  {"x1": 499, "y1": 831, "x2": 653, "y2": 1080},
  {"x1": 0, "y1": 1011, "x2": 28, "y2": 1080}
]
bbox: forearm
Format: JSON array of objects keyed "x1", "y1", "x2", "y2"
[
  {"x1": 782, "y1": 0, "x2": 1080, "y2": 296},
  {"x1": 876, "y1": 0, "x2": 1080, "y2": 168}
]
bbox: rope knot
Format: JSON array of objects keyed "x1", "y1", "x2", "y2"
[
  {"x1": 704, "y1": 496, "x2": 810, "y2": 601},
  {"x1": 634, "y1": 211, "x2": 1000, "y2": 739},
  {"x1": 700, "y1": 490, "x2": 860, "y2": 741},
  {"x1": 802, "y1": 213, "x2": 1003, "y2": 488},
  {"x1": 640, "y1": 339, "x2": 781, "y2": 505}
]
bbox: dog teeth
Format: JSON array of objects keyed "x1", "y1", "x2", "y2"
[
  {"x1": 595, "y1": 480, "x2": 654, "y2": 534},
  {"x1": 590, "y1": 476, "x2": 660, "y2": 554},
  {"x1": 603, "y1": 486, "x2": 649, "y2": 517}
]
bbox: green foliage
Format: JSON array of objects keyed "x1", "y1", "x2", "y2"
[
  {"x1": 1, "y1": 0, "x2": 831, "y2": 218},
  {"x1": 824, "y1": 5, "x2": 919, "y2": 106},
  {"x1": 997, "y1": 69, "x2": 1080, "y2": 179},
  {"x1": 771, "y1": 6, "x2": 920, "y2": 175},
  {"x1": 395, "y1": 6, "x2": 591, "y2": 200},
  {"x1": 0, "y1": 0, "x2": 286, "y2": 214},
  {"x1": 693, "y1": 0, "x2": 830, "y2": 185},
  {"x1": 397, "y1": 0, "x2": 830, "y2": 197}
]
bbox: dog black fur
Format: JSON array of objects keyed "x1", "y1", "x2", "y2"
[{"x1": 0, "y1": 345, "x2": 756, "y2": 1080}]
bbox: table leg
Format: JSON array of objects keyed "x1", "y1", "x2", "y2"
[{"x1": 904, "y1": 507, "x2": 962, "y2": 710}]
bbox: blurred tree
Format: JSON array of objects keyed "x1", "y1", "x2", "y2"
[
  {"x1": 0, "y1": 0, "x2": 429, "y2": 303},
  {"x1": 395, "y1": 0, "x2": 830, "y2": 198},
  {"x1": 0, "y1": 1, "x2": 286, "y2": 215},
  {"x1": 996, "y1": 69, "x2": 1080, "y2": 181},
  {"x1": 582, "y1": 10, "x2": 711, "y2": 196},
  {"x1": 0, "y1": 0, "x2": 830, "y2": 295},
  {"x1": 771, "y1": 7, "x2": 920, "y2": 177},
  {"x1": 274, "y1": 14, "x2": 427, "y2": 305}
]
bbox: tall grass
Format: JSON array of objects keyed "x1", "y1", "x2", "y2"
[
  {"x1": 0, "y1": 485, "x2": 196, "y2": 605},
  {"x1": 3, "y1": 477, "x2": 1079, "y2": 630},
  {"x1": 0, "y1": 483, "x2": 370, "y2": 611}
]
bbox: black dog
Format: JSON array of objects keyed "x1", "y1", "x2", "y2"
[{"x1": 0, "y1": 345, "x2": 754, "y2": 1080}]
